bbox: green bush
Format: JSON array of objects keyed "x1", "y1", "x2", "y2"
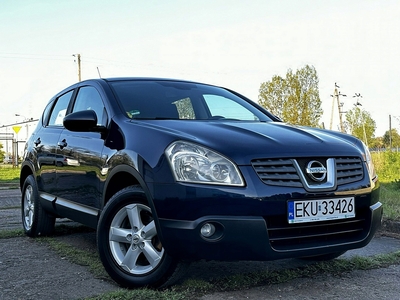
[{"x1": 371, "y1": 151, "x2": 400, "y2": 183}]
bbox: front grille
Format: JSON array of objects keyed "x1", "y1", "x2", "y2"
[
  {"x1": 336, "y1": 157, "x2": 364, "y2": 185},
  {"x1": 251, "y1": 159, "x2": 302, "y2": 187},
  {"x1": 251, "y1": 157, "x2": 364, "y2": 188},
  {"x1": 266, "y1": 207, "x2": 369, "y2": 251}
]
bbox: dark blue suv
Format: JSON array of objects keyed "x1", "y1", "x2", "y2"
[{"x1": 20, "y1": 78, "x2": 382, "y2": 288}]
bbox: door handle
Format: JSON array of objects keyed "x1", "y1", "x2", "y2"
[{"x1": 57, "y1": 139, "x2": 67, "y2": 149}]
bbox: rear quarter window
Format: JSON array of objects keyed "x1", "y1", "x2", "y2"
[{"x1": 47, "y1": 90, "x2": 74, "y2": 126}]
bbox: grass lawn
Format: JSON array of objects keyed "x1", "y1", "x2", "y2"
[{"x1": 0, "y1": 164, "x2": 20, "y2": 183}]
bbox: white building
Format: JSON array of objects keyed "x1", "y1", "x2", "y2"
[{"x1": 0, "y1": 119, "x2": 39, "y2": 161}]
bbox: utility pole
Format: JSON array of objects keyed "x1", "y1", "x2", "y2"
[
  {"x1": 329, "y1": 90, "x2": 335, "y2": 130},
  {"x1": 330, "y1": 83, "x2": 347, "y2": 132},
  {"x1": 73, "y1": 54, "x2": 81, "y2": 81},
  {"x1": 389, "y1": 114, "x2": 392, "y2": 150}
]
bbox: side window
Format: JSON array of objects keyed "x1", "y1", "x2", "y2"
[
  {"x1": 48, "y1": 91, "x2": 73, "y2": 126},
  {"x1": 72, "y1": 86, "x2": 107, "y2": 126},
  {"x1": 204, "y1": 95, "x2": 259, "y2": 121}
]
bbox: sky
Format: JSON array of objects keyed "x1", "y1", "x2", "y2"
[{"x1": 1, "y1": 0, "x2": 399, "y2": 138}]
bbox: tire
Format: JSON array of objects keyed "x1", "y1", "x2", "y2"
[
  {"x1": 97, "y1": 185, "x2": 187, "y2": 288},
  {"x1": 21, "y1": 175, "x2": 55, "y2": 237},
  {"x1": 300, "y1": 251, "x2": 346, "y2": 261}
]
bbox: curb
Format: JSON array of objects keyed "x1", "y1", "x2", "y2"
[{"x1": 0, "y1": 183, "x2": 19, "y2": 190}]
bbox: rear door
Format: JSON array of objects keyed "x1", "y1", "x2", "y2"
[{"x1": 35, "y1": 90, "x2": 73, "y2": 195}]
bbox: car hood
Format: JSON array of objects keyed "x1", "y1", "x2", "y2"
[{"x1": 132, "y1": 120, "x2": 363, "y2": 165}]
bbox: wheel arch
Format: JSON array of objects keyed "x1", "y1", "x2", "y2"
[
  {"x1": 20, "y1": 161, "x2": 35, "y2": 190},
  {"x1": 103, "y1": 164, "x2": 156, "y2": 216}
]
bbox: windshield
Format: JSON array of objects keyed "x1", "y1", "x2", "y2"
[{"x1": 109, "y1": 80, "x2": 272, "y2": 122}]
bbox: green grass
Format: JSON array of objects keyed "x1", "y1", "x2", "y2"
[
  {"x1": 379, "y1": 181, "x2": 400, "y2": 220},
  {"x1": 86, "y1": 288, "x2": 188, "y2": 300},
  {"x1": 371, "y1": 151, "x2": 400, "y2": 221},
  {"x1": 44, "y1": 237, "x2": 109, "y2": 278},
  {"x1": 0, "y1": 228, "x2": 24, "y2": 239},
  {"x1": 0, "y1": 165, "x2": 20, "y2": 183}
]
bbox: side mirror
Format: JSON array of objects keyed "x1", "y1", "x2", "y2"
[{"x1": 63, "y1": 110, "x2": 104, "y2": 132}]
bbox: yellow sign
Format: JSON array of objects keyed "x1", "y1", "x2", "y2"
[{"x1": 12, "y1": 126, "x2": 22, "y2": 134}]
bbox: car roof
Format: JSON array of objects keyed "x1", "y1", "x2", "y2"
[
  {"x1": 98, "y1": 77, "x2": 213, "y2": 86},
  {"x1": 101, "y1": 77, "x2": 200, "y2": 83}
]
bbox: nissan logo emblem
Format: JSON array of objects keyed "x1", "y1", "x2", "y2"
[{"x1": 306, "y1": 160, "x2": 327, "y2": 182}]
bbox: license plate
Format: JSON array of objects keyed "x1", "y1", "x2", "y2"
[{"x1": 288, "y1": 197, "x2": 355, "y2": 224}]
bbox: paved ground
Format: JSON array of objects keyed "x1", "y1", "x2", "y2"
[
  {"x1": 200, "y1": 265, "x2": 400, "y2": 300},
  {"x1": 1, "y1": 188, "x2": 400, "y2": 299}
]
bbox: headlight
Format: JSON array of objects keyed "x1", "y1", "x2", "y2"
[
  {"x1": 362, "y1": 142, "x2": 377, "y2": 180},
  {"x1": 165, "y1": 141, "x2": 244, "y2": 186}
]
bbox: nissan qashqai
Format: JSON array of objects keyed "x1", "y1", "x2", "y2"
[{"x1": 20, "y1": 78, "x2": 382, "y2": 288}]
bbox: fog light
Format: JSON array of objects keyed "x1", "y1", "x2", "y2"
[{"x1": 200, "y1": 223, "x2": 215, "y2": 237}]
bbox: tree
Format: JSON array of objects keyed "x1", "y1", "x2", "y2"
[
  {"x1": 368, "y1": 136, "x2": 384, "y2": 149},
  {"x1": 0, "y1": 143, "x2": 4, "y2": 162},
  {"x1": 345, "y1": 106, "x2": 376, "y2": 146},
  {"x1": 383, "y1": 128, "x2": 400, "y2": 149},
  {"x1": 258, "y1": 65, "x2": 323, "y2": 127}
]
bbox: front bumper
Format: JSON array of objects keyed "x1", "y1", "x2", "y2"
[{"x1": 158, "y1": 201, "x2": 383, "y2": 261}]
